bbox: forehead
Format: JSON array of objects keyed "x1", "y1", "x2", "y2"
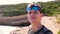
[{"x1": 28, "y1": 10, "x2": 40, "y2": 13}]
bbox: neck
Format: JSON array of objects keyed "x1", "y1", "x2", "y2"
[{"x1": 31, "y1": 22, "x2": 42, "y2": 32}]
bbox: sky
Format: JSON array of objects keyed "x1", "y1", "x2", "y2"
[{"x1": 0, "y1": 0, "x2": 55, "y2": 5}]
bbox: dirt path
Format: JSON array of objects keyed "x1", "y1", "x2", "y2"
[{"x1": 0, "y1": 14, "x2": 28, "y2": 25}]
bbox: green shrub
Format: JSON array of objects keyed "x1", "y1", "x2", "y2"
[
  {"x1": 3, "y1": 10, "x2": 27, "y2": 16},
  {"x1": 58, "y1": 30, "x2": 60, "y2": 34},
  {"x1": 55, "y1": 15, "x2": 60, "y2": 24},
  {"x1": 41, "y1": 2, "x2": 60, "y2": 16},
  {"x1": 2, "y1": 1, "x2": 60, "y2": 16}
]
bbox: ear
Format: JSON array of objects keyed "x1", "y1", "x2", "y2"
[{"x1": 41, "y1": 13, "x2": 44, "y2": 17}]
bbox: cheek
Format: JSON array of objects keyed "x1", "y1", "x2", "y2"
[{"x1": 37, "y1": 14, "x2": 43, "y2": 19}]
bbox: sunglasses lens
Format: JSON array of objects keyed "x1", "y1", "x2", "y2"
[{"x1": 27, "y1": 6, "x2": 40, "y2": 12}]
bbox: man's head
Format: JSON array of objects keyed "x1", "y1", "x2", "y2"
[
  {"x1": 27, "y1": 2, "x2": 44, "y2": 23},
  {"x1": 27, "y1": 2, "x2": 42, "y2": 13}
]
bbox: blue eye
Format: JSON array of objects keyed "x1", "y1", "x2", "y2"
[{"x1": 29, "y1": 12, "x2": 32, "y2": 14}]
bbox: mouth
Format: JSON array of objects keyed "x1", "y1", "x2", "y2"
[{"x1": 30, "y1": 18, "x2": 36, "y2": 20}]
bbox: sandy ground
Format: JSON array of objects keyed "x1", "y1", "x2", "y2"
[
  {"x1": 10, "y1": 16, "x2": 60, "y2": 34},
  {"x1": 41, "y1": 16, "x2": 60, "y2": 34}
]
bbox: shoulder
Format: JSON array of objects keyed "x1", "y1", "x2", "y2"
[
  {"x1": 44, "y1": 30, "x2": 53, "y2": 34},
  {"x1": 43, "y1": 26, "x2": 53, "y2": 34}
]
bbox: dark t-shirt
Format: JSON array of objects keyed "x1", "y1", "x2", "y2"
[{"x1": 28, "y1": 25, "x2": 53, "y2": 34}]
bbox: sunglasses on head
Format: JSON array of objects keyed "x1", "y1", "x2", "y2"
[{"x1": 27, "y1": 6, "x2": 41, "y2": 12}]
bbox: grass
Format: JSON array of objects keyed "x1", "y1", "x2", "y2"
[{"x1": 58, "y1": 30, "x2": 60, "y2": 34}]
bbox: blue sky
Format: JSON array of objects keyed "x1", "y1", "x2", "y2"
[{"x1": 0, "y1": 0, "x2": 55, "y2": 5}]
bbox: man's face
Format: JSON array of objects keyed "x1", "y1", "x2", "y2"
[{"x1": 28, "y1": 10, "x2": 43, "y2": 23}]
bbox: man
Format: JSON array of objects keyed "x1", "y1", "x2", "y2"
[{"x1": 27, "y1": 2, "x2": 53, "y2": 34}]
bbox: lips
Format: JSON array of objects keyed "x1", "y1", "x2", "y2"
[{"x1": 30, "y1": 17, "x2": 36, "y2": 20}]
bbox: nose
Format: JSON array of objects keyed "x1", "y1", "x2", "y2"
[{"x1": 30, "y1": 13, "x2": 35, "y2": 17}]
